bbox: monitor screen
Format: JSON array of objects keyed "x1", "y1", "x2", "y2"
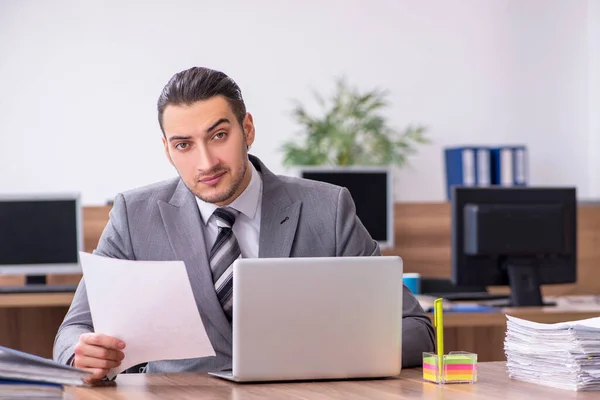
[
  {"x1": 300, "y1": 168, "x2": 393, "y2": 248},
  {"x1": 0, "y1": 195, "x2": 82, "y2": 275},
  {"x1": 451, "y1": 187, "x2": 576, "y2": 307}
]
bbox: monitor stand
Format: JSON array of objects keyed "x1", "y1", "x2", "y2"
[
  {"x1": 26, "y1": 275, "x2": 47, "y2": 285},
  {"x1": 487, "y1": 262, "x2": 556, "y2": 308}
]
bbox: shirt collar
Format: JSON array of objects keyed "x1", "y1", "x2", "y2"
[{"x1": 195, "y1": 162, "x2": 262, "y2": 225}]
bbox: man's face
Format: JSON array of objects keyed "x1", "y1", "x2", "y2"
[{"x1": 161, "y1": 96, "x2": 255, "y2": 206}]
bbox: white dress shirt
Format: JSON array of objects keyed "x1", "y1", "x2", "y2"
[{"x1": 195, "y1": 163, "x2": 262, "y2": 258}]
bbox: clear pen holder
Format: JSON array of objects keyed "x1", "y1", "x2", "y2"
[{"x1": 422, "y1": 351, "x2": 478, "y2": 384}]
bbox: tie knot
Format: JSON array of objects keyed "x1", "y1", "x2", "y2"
[{"x1": 214, "y1": 207, "x2": 238, "y2": 229}]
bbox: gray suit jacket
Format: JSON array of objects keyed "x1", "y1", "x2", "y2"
[{"x1": 53, "y1": 155, "x2": 434, "y2": 372}]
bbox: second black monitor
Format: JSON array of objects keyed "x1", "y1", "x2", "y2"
[
  {"x1": 451, "y1": 186, "x2": 577, "y2": 307},
  {"x1": 299, "y1": 167, "x2": 393, "y2": 249}
]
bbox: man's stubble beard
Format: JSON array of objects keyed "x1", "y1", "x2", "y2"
[{"x1": 192, "y1": 153, "x2": 249, "y2": 205}]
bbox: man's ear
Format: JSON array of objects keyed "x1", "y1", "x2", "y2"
[
  {"x1": 243, "y1": 113, "x2": 255, "y2": 149},
  {"x1": 162, "y1": 136, "x2": 174, "y2": 166}
]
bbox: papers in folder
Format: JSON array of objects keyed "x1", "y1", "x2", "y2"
[
  {"x1": 79, "y1": 252, "x2": 216, "y2": 379},
  {"x1": 504, "y1": 315, "x2": 600, "y2": 391}
]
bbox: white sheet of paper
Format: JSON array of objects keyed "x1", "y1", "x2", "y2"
[
  {"x1": 79, "y1": 252, "x2": 216, "y2": 379},
  {"x1": 507, "y1": 314, "x2": 600, "y2": 330}
]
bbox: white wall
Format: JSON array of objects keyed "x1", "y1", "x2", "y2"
[{"x1": 0, "y1": 0, "x2": 595, "y2": 204}]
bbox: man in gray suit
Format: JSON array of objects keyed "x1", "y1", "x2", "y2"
[{"x1": 53, "y1": 67, "x2": 435, "y2": 383}]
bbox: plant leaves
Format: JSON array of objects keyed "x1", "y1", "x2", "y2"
[{"x1": 281, "y1": 78, "x2": 429, "y2": 167}]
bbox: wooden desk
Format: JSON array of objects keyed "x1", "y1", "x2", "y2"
[
  {"x1": 0, "y1": 293, "x2": 74, "y2": 308},
  {"x1": 64, "y1": 362, "x2": 597, "y2": 400},
  {"x1": 0, "y1": 293, "x2": 74, "y2": 358}
]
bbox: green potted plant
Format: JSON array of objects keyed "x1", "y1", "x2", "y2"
[{"x1": 280, "y1": 77, "x2": 429, "y2": 168}]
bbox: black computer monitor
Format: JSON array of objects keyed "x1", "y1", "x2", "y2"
[
  {"x1": 451, "y1": 187, "x2": 576, "y2": 307},
  {"x1": 299, "y1": 167, "x2": 394, "y2": 249},
  {"x1": 0, "y1": 194, "x2": 83, "y2": 286}
]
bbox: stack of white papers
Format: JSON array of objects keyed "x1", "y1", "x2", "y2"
[
  {"x1": 504, "y1": 315, "x2": 600, "y2": 391},
  {"x1": 0, "y1": 379, "x2": 64, "y2": 399},
  {"x1": 0, "y1": 346, "x2": 89, "y2": 387}
]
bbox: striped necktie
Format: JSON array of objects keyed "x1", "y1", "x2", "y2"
[{"x1": 209, "y1": 207, "x2": 241, "y2": 321}]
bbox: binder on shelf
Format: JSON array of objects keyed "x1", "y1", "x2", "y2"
[
  {"x1": 490, "y1": 146, "x2": 528, "y2": 187},
  {"x1": 444, "y1": 147, "x2": 491, "y2": 200}
]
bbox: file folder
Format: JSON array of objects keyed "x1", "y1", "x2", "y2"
[
  {"x1": 444, "y1": 147, "x2": 491, "y2": 200},
  {"x1": 490, "y1": 146, "x2": 528, "y2": 186}
]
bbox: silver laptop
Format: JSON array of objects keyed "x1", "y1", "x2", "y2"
[{"x1": 209, "y1": 256, "x2": 403, "y2": 382}]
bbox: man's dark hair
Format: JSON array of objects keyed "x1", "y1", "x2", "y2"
[{"x1": 157, "y1": 67, "x2": 246, "y2": 135}]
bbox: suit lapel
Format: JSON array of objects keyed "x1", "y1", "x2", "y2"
[
  {"x1": 158, "y1": 181, "x2": 232, "y2": 344},
  {"x1": 251, "y1": 156, "x2": 301, "y2": 258},
  {"x1": 259, "y1": 199, "x2": 301, "y2": 258}
]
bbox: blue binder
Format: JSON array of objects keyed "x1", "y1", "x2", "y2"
[
  {"x1": 444, "y1": 147, "x2": 491, "y2": 200},
  {"x1": 490, "y1": 146, "x2": 528, "y2": 186}
]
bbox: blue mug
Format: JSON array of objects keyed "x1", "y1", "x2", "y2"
[{"x1": 402, "y1": 273, "x2": 421, "y2": 294}]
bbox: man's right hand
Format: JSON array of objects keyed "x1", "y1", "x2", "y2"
[{"x1": 73, "y1": 333, "x2": 126, "y2": 384}]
